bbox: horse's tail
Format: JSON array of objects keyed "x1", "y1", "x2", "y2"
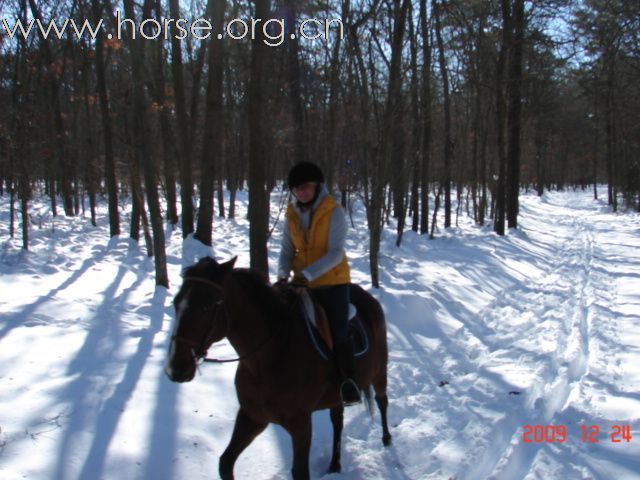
[{"x1": 362, "y1": 385, "x2": 374, "y2": 418}]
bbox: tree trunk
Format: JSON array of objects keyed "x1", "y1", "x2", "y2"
[
  {"x1": 494, "y1": 0, "x2": 510, "y2": 236},
  {"x1": 535, "y1": 118, "x2": 545, "y2": 196},
  {"x1": 479, "y1": 113, "x2": 489, "y2": 225},
  {"x1": 217, "y1": 185, "x2": 226, "y2": 218},
  {"x1": 151, "y1": 3, "x2": 179, "y2": 227},
  {"x1": 168, "y1": 0, "x2": 194, "y2": 237},
  {"x1": 605, "y1": 53, "x2": 616, "y2": 210},
  {"x1": 130, "y1": 154, "x2": 142, "y2": 242},
  {"x1": 28, "y1": 0, "x2": 74, "y2": 216},
  {"x1": 371, "y1": 0, "x2": 410, "y2": 286},
  {"x1": 392, "y1": 1, "x2": 409, "y2": 247},
  {"x1": 14, "y1": 0, "x2": 31, "y2": 249},
  {"x1": 420, "y1": 0, "x2": 432, "y2": 235},
  {"x1": 195, "y1": 0, "x2": 227, "y2": 246},
  {"x1": 248, "y1": 0, "x2": 271, "y2": 278},
  {"x1": 79, "y1": 51, "x2": 98, "y2": 228},
  {"x1": 9, "y1": 178, "x2": 16, "y2": 238},
  {"x1": 471, "y1": 15, "x2": 486, "y2": 224},
  {"x1": 327, "y1": 0, "x2": 347, "y2": 191},
  {"x1": 591, "y1": 98, "x2": 598, "y2": 200},
  {"x1": 228, "y1": 186, "x2": 237, "y2": 219},
  {"x1": 430, "y1": 184, "x2": 442, "y2": 239},
  {"x1": 409, "y1": 3, "x2": 420, "y2": 234},
  {"x1": 20, "y1": 189, "x2": 29, "y2": 250},
  {"x1": 91, "y1": 0, "x2": 120, "y2": 237},
  {"x1": 345, "y1": 20, "x2": 376, "y2": 285},
  {"x1": 123, "y1": 0, "x2": 168, "y2": 287},
  {"x1": 506, "y1": 0, "x2": 524, "y2": 229},
  {"x1": 285, "y1": 1, "x2": 307, "y2": 167},
  {"x1": 433, "y1": 0, "x2": 452, "y2": 229}
]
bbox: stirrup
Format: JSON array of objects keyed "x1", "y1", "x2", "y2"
[{"x1": 340, "y1": 379, "x2": 361, "y2": 406}]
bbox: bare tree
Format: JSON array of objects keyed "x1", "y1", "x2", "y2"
[
  {"x1": 419, "y1": 0, "x2": 432, "y2": 235},
  {"x1": 408, "y1": 2, "x2": 421, "y2": 234},
  {"x1": 506, "y1": 0, "x2": 525, "y2": 229},
  {"x1": 150, "y1": 0, "x2": 179, "y2": 227},
  {"x1": 195, "y1": 0, "x2": 227, "y2": 246},
  {"x1": 89, "y1": 0, "x2": 120, "y2": 237},
  {"x1": 248, "y1": 0, "x2": 271, "y2": 278},
  {"x1": 168, "y1": 0, "x2": 194, "y2": 236},
  {"x1": 433, "y1": 0, "x2": 452, "y2": 229},
  {"x1": 370, "y1": 0, "x2": 410, "y2": 286},
  {"x1": 122, "y1": 0, "x2": 168, "y2": 287},
  {"x1": 28, "y1": 0, "x2": 75, "y2": 216},
  {"x1": 494, "y1": 0, "x2": 510, "y2": 236}
]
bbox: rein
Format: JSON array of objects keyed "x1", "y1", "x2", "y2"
[
  {"x1": 203, "y1": 324, "x2": 281, "y2": 364},
  {"x1": 173, "y1": 275, "x2": 282, "y2": 365}
]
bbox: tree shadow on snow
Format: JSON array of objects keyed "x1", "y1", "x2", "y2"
[{"x1": 49, "y1": 262, "x2": 168, "y2": 480}]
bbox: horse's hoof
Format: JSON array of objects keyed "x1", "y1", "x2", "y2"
[
  {"x1": 328, "y1": 462, "x2": 341, "y2": 474},
  {"x1": 382, "y1": 433, "x2": 392, "y2": 446},
  {"x1": 219, "y1": 457, "x2": 234, "y2": 479}
]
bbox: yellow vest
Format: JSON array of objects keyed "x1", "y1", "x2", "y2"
[{"x1": 286, "y1": 194, "x2": 351, "y2": 288}]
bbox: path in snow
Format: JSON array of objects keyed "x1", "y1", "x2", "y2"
[
  {"x1": 388, "y1": 194, "x2": 640, "y2": 480},
  {"x1": 479, "y1": 196, "x2": 640, "y2": 480},
  {"x1": 352, "y1": 191, "x2": 640, "y2": 479}
]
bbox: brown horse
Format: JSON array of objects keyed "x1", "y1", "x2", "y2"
[{"x1": 165, "y1": 256, "x2": 391, "y2": 479}]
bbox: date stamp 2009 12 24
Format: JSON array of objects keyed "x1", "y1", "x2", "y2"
[{"x1": 522, "y1": 424, "x2": 633, "y2": 444}]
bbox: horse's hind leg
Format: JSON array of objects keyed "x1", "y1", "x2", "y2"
[
  {"x1": 373, "y1": 372, "x2": 392, "y2": 446},
  {"x1": 375, "y1": 393, "x2": 392, "y2": 446},
  {"x1": 219, "y1": 409, "x2": 267, "y2": 480},
  {"x1": 328, "y1": 406, "x2": 344, "y2": 473}
]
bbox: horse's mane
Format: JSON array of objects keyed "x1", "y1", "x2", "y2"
[
  {"x1": 181, "y1": 259, "x2": 296, "y2": 325},
  {"x1": 231, "y1": 268, "x2": 295, "y2": 324}
]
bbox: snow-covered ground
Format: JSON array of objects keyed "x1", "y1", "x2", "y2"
[{"x1": 1, "y1": 187, "x2": 639, "y2": 480}]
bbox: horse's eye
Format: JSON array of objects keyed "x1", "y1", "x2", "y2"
[{"x1": 198, "y1": 299, "x2": 222, "y2": 313}]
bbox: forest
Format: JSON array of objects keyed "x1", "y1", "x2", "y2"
[{"x1": 1, "y1": 0, "x2": 639, "y2": 287}]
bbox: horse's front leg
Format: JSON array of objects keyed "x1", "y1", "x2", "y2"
[
  {"x1": 328, "y1": 406, "x2": 344, "y2": 473},
  {"x1": 219, "y1": 409, "x2": 267, "y2": 480},
  {"x1": 282, "y1": 413, "x2": 312, "y2": 480}
]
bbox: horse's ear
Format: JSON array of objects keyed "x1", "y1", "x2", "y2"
[{"x1": 221, "y1": 256, "x2": 237, "y2": 273}]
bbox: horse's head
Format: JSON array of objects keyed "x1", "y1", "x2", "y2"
[{"x1": 165, "y1": 256, "x2": 237, "y2": 383}]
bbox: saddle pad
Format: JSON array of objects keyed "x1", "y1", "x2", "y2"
[
  {"x1": 300, "y1": 289, "x2": 317, "y2": 326},
  {"x1": 301, "y1": 303, "x2": 369, "y2": 361},
  {"x1": 299, "y1": 289, "x2": 357, "y2": 326}
]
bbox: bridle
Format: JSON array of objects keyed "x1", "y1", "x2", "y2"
[
  {"x1": 171, "y1": 276, "x2": 232, "y2": 363},
  {"x1": 171, "y1": 275, "x2": 281, "y2": 365}
]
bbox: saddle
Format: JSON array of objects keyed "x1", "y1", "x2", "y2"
[
  {"x1": 298, "y1": 289, "x2": 368, "y2": 361},
  {"x1": 299, "y1": 289, "x2": 335, "y2": 349}
]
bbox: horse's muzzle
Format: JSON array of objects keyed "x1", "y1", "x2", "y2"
[{"x1": 164, "y1": 363, "x2": 196, "y2": 383}]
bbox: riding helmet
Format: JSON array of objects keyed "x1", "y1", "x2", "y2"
[{"x1": 287, "y1": 162, "x2": 324, "y2": 189}]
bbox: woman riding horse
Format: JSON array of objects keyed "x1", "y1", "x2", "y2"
[
  {"x1": 165, "y1": 256, "x2": 391, "y2": 479},
  {"x1": 277, "y1": 161, "x2": 360, "y2": 406}
]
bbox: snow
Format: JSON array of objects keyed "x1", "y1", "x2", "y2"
[{"x1": 1, "y1": 187, "x2": 639, "y2": 480}]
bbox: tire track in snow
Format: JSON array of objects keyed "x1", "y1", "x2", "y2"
[{"x1": 464, "y1": 213, "x2": 596, "y2": 480}]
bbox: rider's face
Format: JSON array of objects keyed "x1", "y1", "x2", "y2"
[{"x1": 292, "y1": 182, "x2": 317, "y2": 204}]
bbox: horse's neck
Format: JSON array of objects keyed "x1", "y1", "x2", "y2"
[{"x1": 224, "y1": 280, "x2": 283, "y2": 358}]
